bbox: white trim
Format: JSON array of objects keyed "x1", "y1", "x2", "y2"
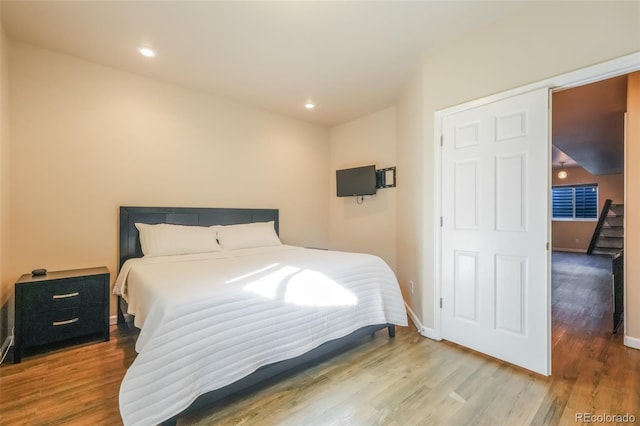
[
  {"x1": 546, "y1": 99, "x2": 554, "y2": 375},
  {"x1": 435, "y1": 53, "x2": 640, "y2": 118},
  {"x1": 110, "y1": 314, "x2": 133, "y2": 325},
  {"x1": 433, "y1": 121, "x2": 443, "y2": 342},
  {"x1": 623, "y1": 112, "x2": 628, "y2": 337},
  {"x1": 624, "y1": 335, "x2": 640, "y2": 350},
  {"x1": 419, "y1": 325, "x2": 438, "y2": 340},
  {"x1": 433, "y1": 52, "x2": 640, "y2": 367},
  {"x1": 404, "y1": 302, "x2": 424, "y2": 333},
  {"x1": 405, "y1": 302, "x2": 440, "y2": 341},
  {"x1": 0, "y1": 333, "x2": 13, "y2": 365}
]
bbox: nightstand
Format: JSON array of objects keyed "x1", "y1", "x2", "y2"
[{"x1": 14, "y1": 266, "x2": 110, "y2": 363}]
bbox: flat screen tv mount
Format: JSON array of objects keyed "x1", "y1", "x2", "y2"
[{"x1": 376, "y1": 167, "x2": 396, "y2": 189}]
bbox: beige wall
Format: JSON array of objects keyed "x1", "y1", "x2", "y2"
[
  {"x1": 328, "y1": 107, "x2": 396, "y2": 270},
  {"x1": 8, "y1": 42, "x2": 330, "y2": 317},
  {"x1": 0, "y1": 8, "x2": 10, "y2": 335},
  {"x1": 626, "y1": 71, "x2": 640, "y2": 341},
  {"x1": 396, "y1": 1, "x2": 640, "y2": 331},
  {"x1": 396, "y1": 68, "x2": 424, "y2": 324},
  {"x1": 552, "y1": 167, "x2": 624, "y2": 252}
]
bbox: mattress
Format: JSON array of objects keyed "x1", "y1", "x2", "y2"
[{"x1": 114, "y1": 245, "x2": 407, "y2": 425}]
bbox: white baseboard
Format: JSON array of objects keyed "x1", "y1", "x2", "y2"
[
  {"x1": 404, "y1": 302, "x2": 440, "y2": 341},
  {"x1": 109, "y1": 314, "x2": 133, "y2": 325},
  {"x1": 419, "y1": 325, "x2": 438, "y2": 340},
  {"x1": 552, "y1": 247, "x2": 587, "y2": 253},
  {"x1": 0, "y1": 334, "x2": 13, "y2": 365},
  {"x1": 624, "y1": 335, "x2": 640, "y2": 350}
]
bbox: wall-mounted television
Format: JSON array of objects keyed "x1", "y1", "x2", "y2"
[{"x1": 336, "y1": 165, "x2": 377, "y2": 197}]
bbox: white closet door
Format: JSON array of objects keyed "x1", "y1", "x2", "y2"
[{"x1": 441, "y1": 88, "x2": 550, "y2": 375}]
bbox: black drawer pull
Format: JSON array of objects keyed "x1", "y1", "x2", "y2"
[
  {"x1": 52, "y1": 292, "x2": 80, "y2": 299},
  {"x1": 52, "y1": 318, "x2": 79, "y2": 326}
]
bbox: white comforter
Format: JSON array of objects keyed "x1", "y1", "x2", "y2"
[{"x1": 114, "y1": 245, "x2": 407, "y2": 425}]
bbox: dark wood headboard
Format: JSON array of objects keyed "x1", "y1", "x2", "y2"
[{"x1": 119, "y1": 206, "x2": 279, "y2": 269}]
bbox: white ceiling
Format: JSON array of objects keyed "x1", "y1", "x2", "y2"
[{"x1": 0, "y1": 1, "x2": 530, "y2": 127}]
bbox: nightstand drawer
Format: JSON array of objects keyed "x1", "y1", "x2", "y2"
[
  {"x1": 21, "y1": 306, "x2": 105, "y2": 347},
  {"x1": 21, "y1": 276, "x2": 105, "y2": 312}
]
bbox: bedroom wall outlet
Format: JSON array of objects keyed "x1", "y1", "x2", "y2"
[{"x1": 409, "y1": 280, "x2": 414, "y2": 293}]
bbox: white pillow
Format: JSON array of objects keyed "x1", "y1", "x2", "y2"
[
  {"x1": 217, "y1": 221, "x2": 282, "y2": 250},
  {"x1": 135, "y1": 223, "x2": 222, "y2": 257}
]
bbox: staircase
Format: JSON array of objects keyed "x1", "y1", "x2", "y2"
[{"x1": 587, "y1": 199, "x2": 624, "y2": 256}]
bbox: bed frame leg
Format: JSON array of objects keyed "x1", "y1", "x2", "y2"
[
  {"x1": 117, "y1": 296, "x2": 127, "y2": 325},
  {"x1": 387, "y1": 325, "x2": 395, "y2": 338}
]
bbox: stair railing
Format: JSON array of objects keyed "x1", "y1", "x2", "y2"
[{"x1": 587, "y1": 198, "x2": 612, "y2": 255}]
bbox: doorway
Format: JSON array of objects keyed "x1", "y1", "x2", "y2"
[
  {"x1": 434, "y1": 53, "x2": 640, "y2": 376},
  {"x1": 550, "y1": 75, "x2": 629, "y2": 363}
]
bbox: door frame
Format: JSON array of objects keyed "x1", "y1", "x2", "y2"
[{"x1": 433, "y1": 53, "x2": 640, "y2": 361}]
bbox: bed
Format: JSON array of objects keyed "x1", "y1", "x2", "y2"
[{"x1": 114, "y1": 206, "x2": 407, "y2": 426}]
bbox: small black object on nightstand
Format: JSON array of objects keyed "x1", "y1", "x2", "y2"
[{"x1": 31, "y1": 268, "x2": 47, "y2": 276}]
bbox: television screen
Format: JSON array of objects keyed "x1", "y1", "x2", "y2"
[{"x1": 336, "y1": 165, "x2": 377, "y2": 197}]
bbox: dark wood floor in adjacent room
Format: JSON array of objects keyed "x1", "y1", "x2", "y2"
[{"x1": 1, "y1": 252, "x2": 638, "y2": 425}]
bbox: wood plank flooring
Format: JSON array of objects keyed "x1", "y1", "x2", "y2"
[{"x1": 1, "y1": 252, "x2": 639, "y2": 425}]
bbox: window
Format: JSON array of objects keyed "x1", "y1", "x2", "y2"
[{"x1": 552, "y1": 184, "x2": 598, "y2": 220}]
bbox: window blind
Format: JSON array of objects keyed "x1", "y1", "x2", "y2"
[{"x1": 552, "y1": 184, "x2": 598, "y2": 220}]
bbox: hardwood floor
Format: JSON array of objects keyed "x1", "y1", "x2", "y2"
[{"x1": 1, "y1": 252, "x2": 638, "y2": 425}]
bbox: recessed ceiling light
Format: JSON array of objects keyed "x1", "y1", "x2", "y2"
[
  {"x1": 139, "y1": 47, "x2": 156, "y2": 58},
  {"x1": 305, "y1": 103, "x2": 315, "y2": 109}
]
